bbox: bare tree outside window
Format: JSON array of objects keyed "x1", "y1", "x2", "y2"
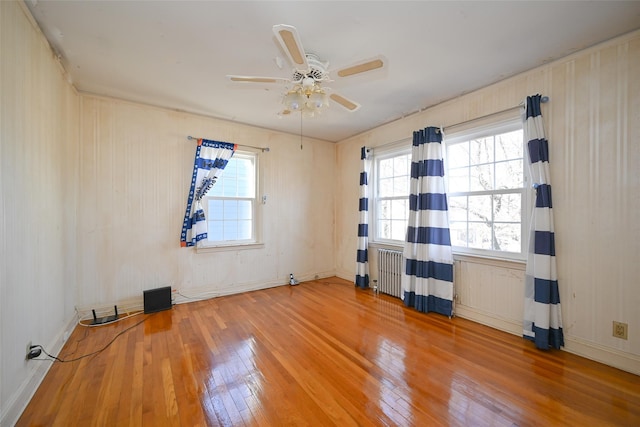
[{"x1": 447, "y1": 128, "x2": 524, "y2": 255}]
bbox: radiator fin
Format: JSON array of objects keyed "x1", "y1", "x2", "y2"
[{"x1": 377, "y1": 249, "x2": 403, "y2": 298}]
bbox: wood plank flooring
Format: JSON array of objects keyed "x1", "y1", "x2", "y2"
[{"x1": 17, "y1": 277, "x2": 640, "y2": 426}]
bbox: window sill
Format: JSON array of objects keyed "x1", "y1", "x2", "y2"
[
  {"x1": 452, "y1": 253, "x2": 526, "y2": 270},
  {"x1": 196, "y1": 242, "x2": 264, "y2": 253},
  {"x1": 369, "y1": 241, "x2": 404, "y2": 251}
]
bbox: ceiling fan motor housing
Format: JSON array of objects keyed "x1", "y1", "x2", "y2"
[{"x1": 292, "y1": 53, "x2": 328, "y2": 82}]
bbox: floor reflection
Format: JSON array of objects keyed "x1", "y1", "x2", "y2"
[
  {"x1": 374, "y1": 337, "x2": 413, "y2": 425},
  {"x1": 205, "y1": 336, "x2": 264, "y2": 423}
]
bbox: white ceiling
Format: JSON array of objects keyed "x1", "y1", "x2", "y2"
[{"x1": 26, "y1": 1, "x2": 640, "y2": 142}]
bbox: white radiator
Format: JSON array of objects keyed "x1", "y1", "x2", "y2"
[{"x1": 377, "y1": 249, "x2": 403, "y2": 298}]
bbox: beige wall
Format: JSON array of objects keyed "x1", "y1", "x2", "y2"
[
  {"x1": 76, "y1": 95, "x2": 336, "y2": 310},
  {"x1": 1, "y1": 1, "x2": 80, "y2": 423},
  {"x1": 336, "y1": 30, "x2": 640, "y2": 374}
]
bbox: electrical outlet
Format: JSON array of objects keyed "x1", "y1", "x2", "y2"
[
  {"x1": 25, "y1": 341, "x2": 41, "y2": 360},
  {"x1": 613, "y1": 321, "x2": 628, "y2": 340}
]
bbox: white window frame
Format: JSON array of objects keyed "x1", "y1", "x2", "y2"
[
  {"x1": 444, "y1": 116, "x2": 530, "y2": 261},
  {"x1": 198, "y1": 150, "x2": 263, "y2": 252},
  {"x1": 371, "y1": 140, "x2": 412, "y2": 246}
]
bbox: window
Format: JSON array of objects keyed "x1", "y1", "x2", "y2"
[
  {"x1": 445, "y1": 119, "x2": 528, "y2": 259},
  {"x1": 373, "y1": 144, "x2": 411, "y2": 243},
  {"x1": 202, "y1": 151, "x2": 259, "y2": 247}
]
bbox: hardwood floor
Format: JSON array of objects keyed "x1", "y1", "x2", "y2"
[{"x1": 18, "y1": 277, "x2": 640, "y2": 426}]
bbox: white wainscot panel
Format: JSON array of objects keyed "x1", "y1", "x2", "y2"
[{"x1": 455, "y1": 257, "x2": 525, "y2": 334}]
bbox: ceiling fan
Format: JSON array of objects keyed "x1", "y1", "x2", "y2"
[{"x1": 226, "y1": 24, "x2": 386, "y2": 117}]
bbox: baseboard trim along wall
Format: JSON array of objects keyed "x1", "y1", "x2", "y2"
[
  {"x1": 456, "y1": 304, "x2": 640, "y2": 376},
  {"x1": 2, "y1": 313, "x2": 78, "y2": 427}
]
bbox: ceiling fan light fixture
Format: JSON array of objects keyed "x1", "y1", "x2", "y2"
[
  {"x1": 284, "y1": 91, "x2": 305, "y2": 111},
  {"x1": 307, "y1": 91, "x2": 327, "y2": 109}
]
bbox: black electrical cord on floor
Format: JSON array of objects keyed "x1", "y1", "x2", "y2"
[{"x1": 30, "y1": 313, "x2": 155, "y2": 363}]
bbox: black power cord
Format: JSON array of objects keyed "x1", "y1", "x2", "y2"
[{"x1": 29, "y1": 314, "x2": 153, "y2": 363}]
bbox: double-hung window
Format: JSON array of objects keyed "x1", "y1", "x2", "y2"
[
  {"x1": 202, "y1": 151, "x2": 259, "y2": 247},
  {"x1": 372, "y1": 144, "x2": 411, "y2": 244},
  {"x1": 445, "y1": 118, "x2": 528, "y2": 259}
]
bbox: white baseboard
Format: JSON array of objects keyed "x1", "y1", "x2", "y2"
[
  {"x1": 563, "y1": 337, "x2": 640, "y2": 376},
  {"x1": 335, "y1": 268, "x2": 355, "y2": 283},
  {"x1": 1, "y1": 313, "x2": 78, "y2": 427},
  {"x1": 455, "y1": 304, "x2": 640, "y2": 376},
  {"x1": 170, "y1": 270, "x2": 339, "y2": 305}
]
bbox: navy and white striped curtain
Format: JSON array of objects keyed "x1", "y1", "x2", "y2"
[
  {"x1": 180, "y1": 138, "x2": 236, "y2": 247},
  {"x1": 522, "y1": 95, "x2": 564, "y2": 349},
  {"x1": 355, "y1": 147, "x2": 372, "y2": 288},
  {"x1": 401, "y1": 127, "x2": 454, "y2": 316}
]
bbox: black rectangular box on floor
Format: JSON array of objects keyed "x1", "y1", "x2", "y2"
[{"x1": 143, "y1": 286, "x2": 172, "y2": 314}]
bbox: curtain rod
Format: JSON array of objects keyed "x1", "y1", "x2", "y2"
[
  {"x1": 371, "y1": 95, "x2": 549, "y2": 150},
  {"x1": 187, "y1": 136, "x2": 270, "y2": 152},
  {"x1": 441, "y1": 95, "x2": 549, "y2": 134}
]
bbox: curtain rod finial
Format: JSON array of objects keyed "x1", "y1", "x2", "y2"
[{"x1": 541, "y1": 96, "x2": 549, "y2": 103}]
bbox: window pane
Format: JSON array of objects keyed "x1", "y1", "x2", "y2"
[
  {"x1": 448, "y1": 167, "x2": 469, "y2": 192},
  {"x1": 469, "y1": 137, "x2": 494, "y2": 165},
  {"x1": 448, "y1": 196, "x2": 468, "y2": 221},
  {"x1": 470, "y1": 164, "x2": 494, "y2": 191},
  {"x1": 393, "y1": 176, "x2": 409, "y2": 196},
  {"x1": 391, "y1": 220, "x2": 406, "y2": 241},
  {"x1": 237, "y1": 220, "x2": 252, "y2": 240},
  {"x1": 208, "y1": 221, "x2": 223, "y2": 241},
  {"x1": 390, "y1": 199, "x2": 407, "y2": 220},
  {"x1": 224, "y1": 221, "x2": 238, "y2": 241},
  {"x1": 378, "y1": 220, "x2": 391, "y2": 239},
  {"x1": 378, "y1": 200, "x2": 391, "y2": 220},
  {"x1": 468, "y1": 195, "x2": 491, "y2": 222},
  {"x1": 235, "y1": 158, "x2": 255, "y2": 197},
  {"x1": 208, "y1": 199, "x2": 223, "y2": 220},
  {"x1": 224, "y1": 200, "x2": 238, "y2": 219},
  {"x1": 394, "y1": 155, "x2": 409, "y2": 176},
  {"x1": 495, "y1": 160, "x2": 523, "y2": 189},
  {"x1": 379, "y1": 158, "x2": 394, "y2": 179},
  {"x1": 495, "y1": 223, "x2": 521, "y2": 252},
  {"x1": 379, "y1": 177, "x2": 393, "y2": 197},
  {"x1": 448, "y1": 142, "x2": 469, "y2": 168},
  {"x1": 238, "y1": 200, "x2": 252, "y2": 220},
  {"x1": 449, "y1": 221, "x2": 468, "y2": 247},
  {"x1": 495, "y1": 130, "x2": 523, "y2": 161},
  {"x1": 468, "y1": 222, "x2": 492, "y2": 249},
  {"x1": 493, "y1": 193, "x2": 521, "y2": 222},
  {"x1": 222, "y1": 176, "x2": 237, "y2": 197}
]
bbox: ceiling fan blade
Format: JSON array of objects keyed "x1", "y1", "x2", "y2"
[
  {"x1": 329, "y1": 93, "x2": 361, "y2": 112},
  {"x1": 335, "y1": 56, "x2": 386, "y2": 78},
  {"x1": 272, "y1": 24, "x2": 309, "y2": 72},
  {"x1": 226, "y1": 75, "x2": 288, "y2": 84}
]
